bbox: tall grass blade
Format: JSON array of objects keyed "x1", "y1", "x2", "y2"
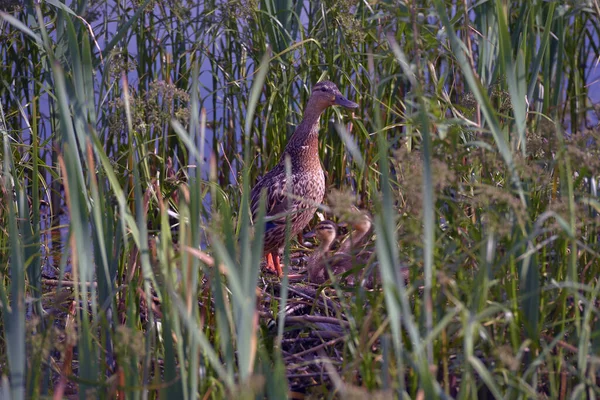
[
  {"x1": 1, "y1": 125, "x2": 26, "y2": 400},
  {"x1": 388, "y1": 32, "x2": 436, "y2": 375},
  {"x1": 238, "y1": 47, "x2": 270, "y2": 382},
  {"x1": 495, "y1": 0, "x2": 527, "y2": 155},
  {"x1": 53, "y1": 58, "x2": 101, "y2": 396}
]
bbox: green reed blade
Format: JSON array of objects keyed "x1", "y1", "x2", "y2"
[
  {"x1": 0, "y1": 11, "x2": 43, "y2": 47},
  {"x1": 432, "y1": 0, "x2": 527, "y2": 208},
  {"x1": 495, "y1": 0, "x2": 527, "y2": 155},
  {"x1": 1, "y1": 129, "x2": 25, "y2": 400}
]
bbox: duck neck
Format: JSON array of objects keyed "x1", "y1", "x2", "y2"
[
  {"x1": 317, "y1": 238, "x2": 334, "y2": 256},
  {"x1": 307, "y1": 238, "x2": 334, "y2": 282},
  {"x1": 351, "y1": 229, "x2": 368, "y2": 244},
  {"x1": 338, "y1": 229, "x2": 368, "y2": 254},
  {"x1": 285, "y1": 99, "x2": 326, "y2": 154}
]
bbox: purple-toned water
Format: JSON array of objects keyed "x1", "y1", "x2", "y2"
[{"x1": 587, "y1": 54, "x2": 600, "y2": 125}]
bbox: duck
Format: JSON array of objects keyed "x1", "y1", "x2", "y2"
[
  {"x1": 307, "y1": 215, "x2": 409, "y2": 287},
  {"x1": 306, "y1": 220, "x2": 339, "y2": 283},
  {"x1": 307, "y1": 212, "x2": 373, "y2": 287},
  {"x1": 307, "y1": 215, "x2": 375, "y2": 287},
  {"x1": 336, "y1": 209, "x2": 373, "y2": 256},
  {"x1": 250, "y1": 81, "x2": 358, "y2": 276}
]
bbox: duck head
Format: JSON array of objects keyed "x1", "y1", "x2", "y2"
[
  {"x1": 308, "y1": 81, "x2": 359, "y2": 111},
  {"x1": 306, "y1": 220, "x2": 339, "y2": 251},
  {"x1": 351, "y1": 212, "x2": 372, "y2": 235}
]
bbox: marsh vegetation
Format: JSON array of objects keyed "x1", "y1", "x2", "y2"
[{"x1": 1, "y1": 0, "x2": 600, "y2": 398}]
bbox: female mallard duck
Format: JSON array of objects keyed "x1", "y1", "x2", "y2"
[{"x1": 250, "y1": 81, "x2": 358, "y2": 276}]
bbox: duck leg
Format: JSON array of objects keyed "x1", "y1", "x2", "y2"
[
  {"x1": 264, "y1": 252, "x2": 283, "y2": 277},
  {"x1": 272, "y1": 253, "x2": 283, "y2": 277},
  {"x1": 265, "y1": 253, "x2": 275, "y2": 273}
]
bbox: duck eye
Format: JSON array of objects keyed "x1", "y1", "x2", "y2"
[{"x1": 314, "y1": 85, "x2": 332, "y2": 93}]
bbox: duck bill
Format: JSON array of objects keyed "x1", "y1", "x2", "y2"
[
  {"x1": 304, "y1": 231, "x2": 316, "y2": 239},
  {"x1": 335, "y1": 94, "x2": 359, "y2": 109}
]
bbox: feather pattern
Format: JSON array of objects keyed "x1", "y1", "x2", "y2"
[
  {"x1": 251, "y1": 164, "x2": 325, "y2": 254},
  {"x1": 249, "y1": 80, "x2": 358, "y2": 275}
]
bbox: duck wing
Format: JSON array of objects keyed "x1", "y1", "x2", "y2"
[
  {"x1": 251, "y1": 165, "x2": 324, "y2": 230},
  {"x1": 250, "y1": 164, "x2": 291, "y2": 225}
]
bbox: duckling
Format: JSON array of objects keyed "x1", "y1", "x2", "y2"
[
  {"x1": 306, "y1": 220, "x2": 338, "y2": 283},
  {"x1": 250, "y1": 81, "x2": 358, "y2": 276},
  {"x1": 308, "y1": 216, "x2": 409, "y2": 288},
  {"x1": 336, "y1": 210, "x2": 373, "y2": 256},
  {"x1": 306, "y1": 219, "x2": 372, "y2": 286}
]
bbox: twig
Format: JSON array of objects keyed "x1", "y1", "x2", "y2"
[
  {"x1": 286, "y1": 315, "x2": 349, "y2": 327},
  {"x1": 285, "y1": 285, "x2": 339, "y2": 312},
  {"x1": 42, "y1": 279, "x2": 98, "y2": 287},
  {"x1": 284, "y1": 336, "x2": 346, "y2": 361}
]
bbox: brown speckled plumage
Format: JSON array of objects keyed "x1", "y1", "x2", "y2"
[{"x1": 250, "y1": 81, "x2": 358, "y2": 276}]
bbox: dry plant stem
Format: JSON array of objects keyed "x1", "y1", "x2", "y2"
[
  {"x1": 125, "y1": 179, "x2": 156, "y2": 285},
  {"x1": 126, "y1": 244, "x2": 139, "y2": 285},
  {"x1": 286, "y1": 372, "x2": 333, "y2": 379},
  {"x1": 287, "y1": 273, "x2": 305, "y2": 281},
  {"x1": 201, "y1": 387, "x2": 213, "y2": 400},
  {"x1": 442, "y1": 327, "x2": 450, "y2": 395},
  {"x1": 318, "y1": 349, "x2": 346, "y2": 395},
  {"x1": 220, "y1": 141, "x2": 239, "y2": 187},
  {"x1": 183, "y1": 245, "x2": 227, "y2": 275},
  {"x1": 286, "y1": 315, "x2": 349, "y2": 327},
  {"x1": 57, "y1": 153, "x2": 79, "y2": 298},
  {"x1": 284, "y1": 336, "x2": 346, "y2": 362},
  {"x1": 183, "y1": 246, "x2": 263, "y2": 298},
  {"x1": 53, "y1": 300, "x2": 76, "y2": 400},
  {"x1": 116, "y1": 367, "x2": 125, "y2": 400},
  {"x1": 310, "y1": 330, "x2": 343, "y2": 340},
  {"x1": 280, "y1": 285, "x2": 339, "y2": 312},
  {"x1": 42, "y1": 279, "x2": 100, "y2": 287},
  {"x1": 541, "y1": 334, "x2": 600, "y2": 363},
  {"x1": 560, "y1": 368, "x2": 567, "y2": 400}
]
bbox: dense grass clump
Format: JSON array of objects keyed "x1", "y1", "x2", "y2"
[{"x1": 1, "y1": 0, "x2": 600, "y2": 398}]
